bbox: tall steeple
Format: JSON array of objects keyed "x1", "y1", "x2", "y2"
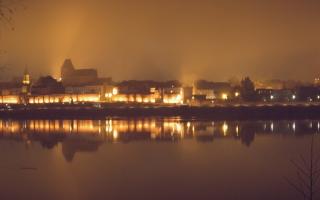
[
  {"x1": 22, "y1": 66, "x2": 30, "y2": 85},
  {"x1": 22, "y1": 66, "x2": 31, "y2": 95}
]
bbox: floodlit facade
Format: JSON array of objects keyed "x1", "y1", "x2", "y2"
[
  {"x1": 0, "y1": 95, "x2": 20, "y2": 104},
  {"x1": 28, "y1": 94, "x2": 101, "y2": 104}
]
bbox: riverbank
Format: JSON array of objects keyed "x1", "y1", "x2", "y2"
[{"x1": 0, "y1": 103, "x2": 320, "y2": 120}]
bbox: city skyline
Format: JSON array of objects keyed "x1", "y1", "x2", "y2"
[{"x1": 2, "y1": 2, "x2": 320, "y2": 200}]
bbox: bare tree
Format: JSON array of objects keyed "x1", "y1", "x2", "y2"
[
  {"x1": 0, "y1": 0, "x2": 24, "y2": 62},
  {"x1": 285, "y1": 136, "x2": 320, "y2": 200},
  {"x1": 0, "y1": 0, "x2": 25, "y2": 30}
]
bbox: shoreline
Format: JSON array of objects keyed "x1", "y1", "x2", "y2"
[{"x1": 0, "y1": 103, "x2": 320, "y2": 120}]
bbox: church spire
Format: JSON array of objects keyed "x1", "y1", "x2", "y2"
[{"x1": 22, "y1": 65, "x2": 30, "y2": 85}]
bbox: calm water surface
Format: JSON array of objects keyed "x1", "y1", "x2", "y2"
[{"x1": 0, "y1": 118, "x2": 320, "y2": 200}]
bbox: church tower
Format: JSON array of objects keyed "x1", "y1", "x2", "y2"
[
  {"x1": 21, "y1": 67, "x2": 31, "y2": 95},
  {"x1": 61, "y1": 59, "x2": 75, "y2": 81}
]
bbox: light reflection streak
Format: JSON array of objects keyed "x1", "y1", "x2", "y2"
[{"x1": 0, "y1": 119, "x2": 318, "y2": 144}]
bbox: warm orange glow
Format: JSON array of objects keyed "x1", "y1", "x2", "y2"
[
  {"x1": 29, "y1": 94, "x2": 101, "y2": 104},
  {"x1": 0, "y1": 96, "x2": 20, "y2": 104},
  {"x1": 222, "y1": 122, "x2": 228, "y2": 136},
  {"x1": 222, "y1": 93, "x2": 228, "y2": 100},
  {"x1": 112, "y1": 88, "x2": 119, "y2": 95},
  {"x1": 163, "y1": 94, "x2": 183, "y2": 104}
]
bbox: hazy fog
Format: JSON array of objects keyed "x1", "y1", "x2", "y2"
[{"x1": 1, "y1": 0, "x2": 320, "y2": 82}]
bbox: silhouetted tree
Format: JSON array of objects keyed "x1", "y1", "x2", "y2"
[
  {"x1": 0, "y1": 0, "x2": 24, "y2": 30},
  {"x1": 0, "y1": 0, "x2": 24, "y2": 57},
  {"x1": 285, "y1": 136, "x2": 320, "y2": 200},
  {"x1": 240, "y1": 77, "x2": 256, "y2": 101}
]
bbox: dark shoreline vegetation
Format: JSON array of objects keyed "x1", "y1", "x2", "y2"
[{"x1": 0, "y1": 103, "x2": 320, "y2": 120}]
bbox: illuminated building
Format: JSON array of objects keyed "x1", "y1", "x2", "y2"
[
  {"x1": 0, "y1": 95, "x2": 20, "y2": 104},
  {"x1": 193, "y1": 80, "x2": 232, "y2": 100},
  {"x1": 114, "y1": 80, "x2": 184, "y2": 104},
  {"x1": 28, "y1": 94, "x2": 101, "y2": 104},
  {"x1": 65, "y1": 84, "x2": 113, "y2": 102},
  {"x1": 22, "y1": 67, "x2": 30, "y2": 85},
  {"x1": 21, "y1": 67, "x2": 31, "y2": 98},
  {"x1": 0, "y1": 82, "x2": 21, "y2": 96},
  {"x1": 61, "y1": 59, "x2": 112, "y2": 87},
  {"x1": 60, "y1": 59, "x2": 113, "y2": 102}
]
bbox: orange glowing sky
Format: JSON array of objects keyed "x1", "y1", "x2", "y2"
[{"x1": 1, "y1": 0, "x2": 320, "y2": 82}]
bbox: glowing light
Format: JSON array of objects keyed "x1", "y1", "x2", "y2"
[
  {"x1": 292, "y1": 95, "x2": 296, "y2": 100},
  {"x1": 113, "y1": 130, "x2": 118, "y2": 140},
  {"x1": 175, "y1": 123, "x2": 182, "y2": 133},
  {"x1": 236, "y1": 125, "x2": 239, "y2": 136},
  {"x1": 136, "y1": 96, "x2": 142, "y2": 103},
  {"x1": 187, "y1": 122, "x2": 191, "y2": 128},
  {"x1": 0, "y1": 96, "x2": 19, "y2": 104},
  {"x1": 105, "y1": 93, "x2": 112, "y2": 98},
  {"x1": 150, "y1": 88, "x2": 156, "y2": 93},
  {"x1": 292, "y1": 122, "x2": 296, "y2": 132},
  {"x1": 112, "y1": 88, "x2": 119, "y2": 95},
  {"x1": 22, "y1": 73, "x2": 30, "y2": 85},
  {"x1": 222, "y1": 93, "x2": 228, "y2": 100},
  {"x1": 271, "y1": 123, "x2": 274, "y2": 132},
  {"x1": 270, "y1": 95, "x2": 274, "y2": 100},
  {"x1": 235, "y1": 92, "x2": 240, "y2": 97},
  {"x1": 163, "y1": 94, "x2": 183, "y2": 104},
  {"x1": 222, "y1": 122, "x2": 228, "y2": 136}
]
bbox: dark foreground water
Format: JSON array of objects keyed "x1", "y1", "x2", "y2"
[{"x1": 0, "y1": 118, "x2": 320, "y2": 200}]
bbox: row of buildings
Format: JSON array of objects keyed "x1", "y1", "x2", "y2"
[{"x1": 0, "y1": 59, "x2": 319, "y2": 104}]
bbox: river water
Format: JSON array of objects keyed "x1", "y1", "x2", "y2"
[{"x1": 0, "y1": 118, "x2": 319, "y2": 200}]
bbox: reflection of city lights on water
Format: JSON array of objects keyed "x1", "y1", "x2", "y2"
[
  {"x1": 222, "y1": 122, "x2": 228, "y2": 136},
  {"x1": 236, "y1": 125, "x2": 239, "y2": 136},
  {"x1": 113, "y1": 130, "x2": 119, "y2": 140},
  {"x1": 175, "y1": 123, "x2": 182, "y2": 133},
  {"x1": 292, "y1": 122, "x2": 296, "y2": 132},
  {"x1": 105, "y1": 119, "x2": 113, "y2": 133},
  {"x1": 3, "y1": 119, "x2": 320, "y2": 144}
]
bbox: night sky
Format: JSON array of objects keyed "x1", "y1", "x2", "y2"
[{"x1": 1, "y1": 0, "x2": 320, "y2": 82}]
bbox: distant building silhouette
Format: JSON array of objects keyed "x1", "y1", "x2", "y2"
[
  {"x1": 31, "y1": 76, "x2": 65, "y2": 95},
  {"x1": 61, "y1": 59, "x2": 99, "y2": 86}
]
